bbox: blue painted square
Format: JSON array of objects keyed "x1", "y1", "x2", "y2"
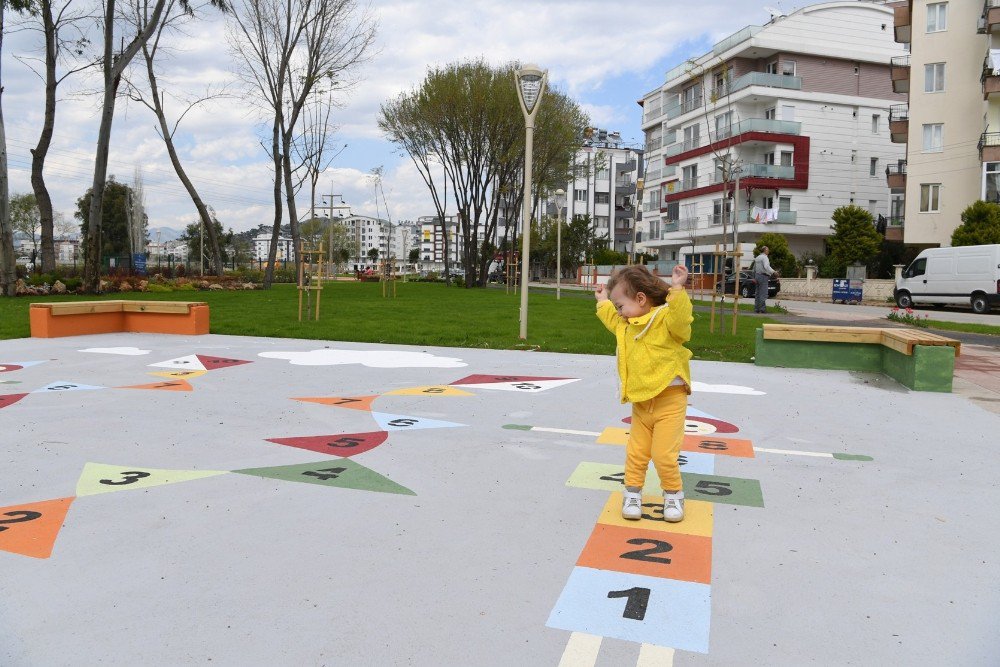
[
  {"x1": 678, "y1": 451, "x2": 715, "y2": 475},
  {"x1": 546, "y1": 566, "x2": 711, "y2": 653}
]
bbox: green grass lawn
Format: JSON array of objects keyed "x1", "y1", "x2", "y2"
[
  {"x1": 0, "y1": 282, "x2": 771, "y2": 362},
  {"x1": 923, "y1": 319, "x2": 1000, "y2": 336}
]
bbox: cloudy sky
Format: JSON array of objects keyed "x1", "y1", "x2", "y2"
[{"x1": 1, "y1": 0, "x2": 813, "y2": 234}]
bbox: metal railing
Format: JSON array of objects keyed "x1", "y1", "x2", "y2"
[
  {"x1": 889, "y1": 104, "x2": 909, "y2": 122},
  {"x1": 666, "y1": 93, "x2": 704, "y2": 119},
  {"x1": 890, "y1": 55, "x2": 911, "y2": 68},
  {"x1": 712, "y1": 25, "x2": 762, "y2": 55},
  {"x1": 888, "y1": 216, "x2": 905, "y2": 227},
  {"x1": 885, "y1": 162, "x2": 907, "y2": 176},
  {"x1": 727, "y1": 71, "x2": 801, "y2": 96},
  {"x1": 978, "y1": 131, "x2": 1000, "y2": 156},
  {"x1": 646, "y1": 137, "x2": 663, "y2": 151},
  {"x1": 644, "y1": 106, "x2": 664, "y2": 123},
  {"x1": 742, "y1": 163, "x2": 795, "y2": 179},
  {"x1": 644, "y1": 169, "x2": 661, "y2": 182}
]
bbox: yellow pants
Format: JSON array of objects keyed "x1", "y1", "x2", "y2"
[{"x1": 624, "y1": 385, "x2": 687, "y2": 491}]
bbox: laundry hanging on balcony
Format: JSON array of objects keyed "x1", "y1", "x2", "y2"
[
  {"x1": 750, "y1": 206, "x2": 779, "y2": 223},
  {"x1": 990, "y1": 49, "x2": 1000, "y2": 75}
]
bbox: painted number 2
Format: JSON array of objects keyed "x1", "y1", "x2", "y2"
[
  {"x1": 620, "y1": 538, "x2": 673, "y2": 564},
  {"x1": 607, "y1": 586, "x2": 651, "y2": 621},
  {"x1": 0, "y1": 510, "x2": 42, "y2": 532}
]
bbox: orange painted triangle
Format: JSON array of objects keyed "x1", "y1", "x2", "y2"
[
  {"x1": 0, "y1": 497, "x2": 75, "y2": 559},
  {"x1": 292, "y1": 395, "x2": 378, "y2": 411},
  {"x1": 118, "y1": 379, "x2": 194, "y2": 392}
]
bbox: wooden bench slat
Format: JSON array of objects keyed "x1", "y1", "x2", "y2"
[
  {"x1": 121, "y1": 301, "x2": 200, "y2": 314},
  {"x1": 35, "y1": 301, "x2": 125, "y2": 316},
  {"x1": 762, "y1": 323, "x2": 960, "y2": 357}
]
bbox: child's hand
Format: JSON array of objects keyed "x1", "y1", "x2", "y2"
[
  {"x1": 671, "y1": 265, "x2": 689, "y2": 288},
  {"x1": 595, "y1": 284, "x2": 608, "y2": 302}
]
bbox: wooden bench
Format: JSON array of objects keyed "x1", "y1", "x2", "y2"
[
  {"x1": 30, "y1": 300, "x2": 210, "y2": 338},
  {"x1": 755, "y1": 324, "x2": 960, "y2": 392}
]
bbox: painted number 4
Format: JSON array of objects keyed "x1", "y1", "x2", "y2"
[
  {"x1": 302, "y1": 467, "x2": 347, "y2": 481},
  {"x1": 607, "y1": 586, "x2": 651, "y2": 620}
]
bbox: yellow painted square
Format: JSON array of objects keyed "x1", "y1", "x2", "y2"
[
  {"x1": 596, "y1": 427, "x2": 629, "y2": 445},
  {"x1": 384, "y1": 385, "x2": 473, "y2": 396},
  {"x1": 596, "y1": 493, "x2": 713, "y2": 537}
]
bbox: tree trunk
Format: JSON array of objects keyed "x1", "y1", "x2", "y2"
[
  {"x1": 145, "y1": 51, "x2": 222, "y2": 276},
  {"x1": 263, "y1": 119, "x2": 282, "y2": 288},
  {"x1": 31, "y1": 0, "x2": 57, "y2": 274},
  {"x1": 280, "y1": 131, "x2": 300, "y2": 279},
  {"x1": 0, "y1": 8, "x2": 17, "y2": 296}
]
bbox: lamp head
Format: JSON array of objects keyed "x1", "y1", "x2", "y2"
[
  {"x1": 555, "y1": 188, "x2": 565, "y2": 196},
  {"x1": 516, "y1": 64, "x2": 546, "y2": 115}
]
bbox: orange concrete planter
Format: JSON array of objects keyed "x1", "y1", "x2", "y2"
[{"x1": 30, "y1": 301, "x2": 210, "y2": 338}]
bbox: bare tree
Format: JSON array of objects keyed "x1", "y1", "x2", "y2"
[
  {"x1": 229, "y1": 0, "x2": 375, "y2": 288},
  {"x1": 123, "y1": 0, "x2": 228, "y2": 275},
  {"x1": 293, "y1": 90, "x2": 345, "y2": 228},
  {"x1": 13, "y1": 0, "x2": 94, "y2": 273}
]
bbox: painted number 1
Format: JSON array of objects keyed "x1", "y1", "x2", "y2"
[{"x1": 607, "y1": 586, "x2": 651, "y2": 620}]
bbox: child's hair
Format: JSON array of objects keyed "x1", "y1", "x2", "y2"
[{"x1": 606, "y1": 265, "x2": 670, "y2": 306}]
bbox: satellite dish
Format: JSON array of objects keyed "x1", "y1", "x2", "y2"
[{"x1": 764, "y1": 5, "x2": 785, "y2": 19}]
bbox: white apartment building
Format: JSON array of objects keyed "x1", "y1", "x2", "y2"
[
  {"x1": 542, "y1": 129, "x2": 644, "y2": 255},
  {"x1": 342, "y1": 215, "x2": 414, "y2": 270},
  {"x1": 889, "y1": 1, "x2": 998, "y2": 246},
  {"x1": 639, "y1": 1, "x2": 906, "y2": 282},
  {"x1": 253, "y1": 234, "x2": 294, "y2": 263},
  {"x1": 418, "y1": 216, "x2": 462, "y2": 272}
]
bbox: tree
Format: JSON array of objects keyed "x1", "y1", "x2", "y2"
[
  {"x1": 951, "y1": 201, "x2": 1000, "y2": 246},
  {"x1": 752, "y1": 232, "x2": 796, "y2": 276},
  {"x1": 15, "y1": 0, "x2": 94, "y2": 273},
  {"x1": 124, "y1": 0, "x2": 229, "y2": 276},
  {"x1": 76, "y1": 178, "x2": 144, "y2": 267},
  {"x1": 229, "y1": 0, "x2": 376, "y2": 288},
  {"x1": 379, "y1": 60, "x2": 588, "y2": 288},
  {"x1": 10, "y1": 193, "x2": 41, "y2": 263},
  {"x1": 180, "y1": 215, "x2": 228, "y2": 270},
  {"x1": 827, "y1": 205, "x2": 882, "y2": 277},
  {"x1": 366, "y1": 247, "x2": 379, "y2": 264}
]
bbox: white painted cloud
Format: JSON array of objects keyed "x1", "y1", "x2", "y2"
[
  {"x1": 80, "y1": 347, "x2": 152, "y2": 356},
  {"x1": 259, "y1": 349, "x2": 467, "y2": 368},
  {"x1": 691, "y1": 381, "x2": 765, "y2": 396}
]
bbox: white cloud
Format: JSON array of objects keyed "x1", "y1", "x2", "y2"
[
  {"x1": 259, "y1": 349, "x2": 467, "y2": 368},
  {"x1": 1, "y1": 0, "x2": 791, "y2": 231}
]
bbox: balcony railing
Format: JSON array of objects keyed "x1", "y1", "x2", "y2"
[
  {"x1": 666, "y1": 93, "x2": 704, "y2": 120},
  {"x1": 739, "y1": 208, "x2": 797, "y2": 224},
  {"x1": 978, "y1": 131, "x2": 1000, "y2": 159},
  {"x1": 741, "y1": 163, "x2": 795, "y2": 179},
  {"x1": 727, "y1": 71, "x2": 801, "y2": 96},
  {"x1": 709, "y1": 118, "x2": 801, "y2": 142},
  {"x1": 645, "y1": 169, "x2": 661, "y2": 182},
  {"x1": 890, "y1": 55, "x2": 911, "y2": 68},
  {"x1": 712, "y1": 25, "x2": 762, "y2": 55},
  {"x1": 888, "y1": 215, "x2": 905, "y2": 227},
  {"x1": 643, "y1": 107, "x2": 663, "y2": 123},
  {"x1": 646, "y1": 137, "x2": 663, "y2": 151},
  {"x1": 885, "y1": 162, "x2": 907, "y2": 176},
  {"x1": 889, "y1": 104, "x2": 909, "y2": 122}
]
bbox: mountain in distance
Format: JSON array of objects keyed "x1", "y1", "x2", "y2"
[{"x1": 148, "y1": 226, "x2": 185, "y2": 242}]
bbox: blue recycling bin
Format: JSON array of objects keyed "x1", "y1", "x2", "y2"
[{"x1": 832, "y1": 279, "x2": 863, "y2": 304}]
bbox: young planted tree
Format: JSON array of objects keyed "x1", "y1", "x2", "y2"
[
  {"x1": 828, "y1": 205, "x2": 882, "y2": 277},
  {"x1": 76, "y1": 178, "x2": 143, "y2": 266},
  {"x1": 229, "y1": 0, "x2": 375, "y2": 288},
  {"x1": 10, "y1": 192, "x2": 41, "y2": 264}
]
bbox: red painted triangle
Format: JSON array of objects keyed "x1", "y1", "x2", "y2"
[
  {"x1": 450, "y1": 374, "x2": 570, "y2": 385},
  {"x1": 119, "y1": 380, "x2": 194, "y2": 392},
  {"x1": 265, "y1": 431, "x2": 389, "y2": 457},
  {"x1": 292, "y1": 395, "x2": 379, "y2": 411},
  {"x1": 196, "y1": 355, "x2": 252, "y2": 370},
  {"x1": 0, "y1": 496, "x2": 75, "y2": 559},
  {"x1": 0, "y1": 393, "x2": 28, "y2": 410}
]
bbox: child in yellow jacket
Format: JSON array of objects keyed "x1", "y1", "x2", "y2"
[{"x1": 595, "y1": 264, "x2": 693, "y2": 522}]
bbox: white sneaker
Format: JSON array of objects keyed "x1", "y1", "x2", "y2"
[
  {"x1": 663, "y1": 492, "x2": 684, "y2": 522},
  {"x1": 622, "y1": 490, "x2": 643, "y2": 520}
]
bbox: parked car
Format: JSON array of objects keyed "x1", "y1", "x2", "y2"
[
  {"x1": 715, "y1": 270, "x2": 781, "y2": 299},
  {"x1": 895, "y1": 244, "x2": 1000, "y2": 313}
]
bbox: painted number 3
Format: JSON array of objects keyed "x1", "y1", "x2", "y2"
[
  {"x1": 100, "y1": 471, "x2": 152, "y2": 486},
  {"x1": 0, "y1": 510, "x2": 42, "y2": 532}
]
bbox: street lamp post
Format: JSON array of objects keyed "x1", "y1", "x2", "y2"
[
  {"x1": 554, "y1": 188, "x2": 565, "y2": 300},
  {"x1": 515, "y1": 63, "x2": 547, "y2": 340}
]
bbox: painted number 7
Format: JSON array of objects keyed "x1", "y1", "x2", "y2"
[{"x1": 607, "y1": 586, "x2": 651, "y2": 621}]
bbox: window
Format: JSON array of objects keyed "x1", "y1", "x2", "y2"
[
  {"x1": 762, "y1": 196, "x2": 774, "y2": 209},
  {"x1": 870, "y1": 157, "x2": 879, "y2": 176},
  {"x1": 920, "y1": 183, "x2": 941, "y2": 212},
  {"x1": 764, "y1": 107, "x2": 776, "y2": 120},
  {"x1": 781, "y1": 60, "x2": 796, "y2": 76},
  {"x1": 596, "y1": 166, "x2": 609, "y2": 181},
  {"x1": 985, "y1": 162, "x2": 1000, "y2": 203},
  {"x1": 922, "y1": 123, "x2": 943, "y2": 152},
  {"x1": 665, "y1": 201, "x2": 679, "y2": 220},
  {"x1": 683, "y1": 123, "x2": 700, "y2": 150},
  {"x1": 681, "y1": 165, "x2": 698, "y2": 190},
  {"x1": 574, "y1": 189, "x2": 587, "y2": 202},
  {"x1": 765, "y1": 61, "x2": 778, "y2": 75},
  {"x1": 926, "y1": 2, "x2": 947, "y2": 33},
  {"x1": 595, "y1": 216, "x2": 609, "y2": 229},
  {"x1": 868, "y1": 200, "x2": 878, "y2": 214},
  {"x1": 908, "y1": 258, "x2": 927, "y2": 278},
  {"x1": 764, "y1": 152, "x2": 776, "y2": 166},
  {"x1": 871, "y1": 114, "x2": 880, "y2": 134},
  {"x1": 778, "y1": 196, "x2": 791, "y2": 212},
  {"x1": 595, "y1": 193, "x2": 610, "y2": 204},
  {"x1": 924, "y1": 63, "x2": 945, "y2": 92},
  {"x1": 712, "y1": 198, "x2": 732, "y2": 225},
  {"x1": 715, "y1": 112, "x2": 733, "y2": 139},
  {"x1": 780, "y1": 151, "x2": 793, "y2": 167}
]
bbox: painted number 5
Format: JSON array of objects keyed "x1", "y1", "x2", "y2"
[{"x1": 694, "y1": 480, "x2": 732, "y2": 496}]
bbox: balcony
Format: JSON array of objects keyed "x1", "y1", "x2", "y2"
[
  {"x1": 666, "y1": 94, "x2": 704, "y2": 120},
  {"x1": 979, "y1": 132, "x2": 1000, "y2": 161},
  {"x1": 886, "y1": 215, "x2": 904, "y2": 242},
  {"x1": 712, "y1": 25, "x2": 762, "y2": 55},
  {"x1": 742, "y1": 163, "x2": 795, "y2": 180},
  {"x1": 646, "y1": 137, "x2": 663, "y2": 151},
  {"x1": 889, "y1": 104, "x2": 909, "y2": 143},
  {"x1": 643, "y1": 107, "x2": 663, "y2": 124},
  {"x1": 616, "y1": 160, "x2": 637, "y2": 173},
  {"x1": 983, "y1": 53, "x2": 1000, "y2": 99},
  {"x1": 615, "y1": 179, "x2": 636, "y2": 195},
  {"x1": 709, "y1": 117, "x2": 801, "y2": 143},
  {"x1": 890, "y1": 55, "x2": 910, "y2": 94},
  {"x1": 739, "y1": 209, "x2": 797, "y2": 224},
  {"x1": 886, "y1": 161, "x2": 907, "y2": 189},
  {"x1": 893, "y1": 2, "x2": 910, "y2": 43},
  {"x1": 983, "y1": 1, "x2": 1000, "y2": 34}
]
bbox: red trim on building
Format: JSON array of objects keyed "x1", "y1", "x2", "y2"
[{"x1": 662, "y1": 133, "x2": 810, "y2": 204}]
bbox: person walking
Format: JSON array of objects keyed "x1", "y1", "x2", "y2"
[{"x1": 752, "y1": 246, "x2": 776, "y2": 314}]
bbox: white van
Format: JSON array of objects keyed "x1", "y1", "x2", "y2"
[{"x1": 894, "y1": 244, "x2": 1000, "y2": 314}]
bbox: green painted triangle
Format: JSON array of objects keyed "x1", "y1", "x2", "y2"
[{"x1": 233, "y1": 459, "x2": 415, "y2": 496}]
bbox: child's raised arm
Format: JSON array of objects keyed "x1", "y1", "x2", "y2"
[{"x1": 595, "y1": 284, "x2": 608, "y2": 302}]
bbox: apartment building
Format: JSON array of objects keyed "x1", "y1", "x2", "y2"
[
  {"x1": 639, "y1": 1, "x2": 905, "y2": 278},
  {"x1": 542, "y1": 128, "x2": 644, "y2": 255},
  {"x1": 418, "y1": 216, "x2": 462, "y2": 272},
  {"x1": 889, "y1": 1, "x2": 997, "y2": 246},
  {"x1": 341, "y1": 215, "x2": 416, "y2": 269}
]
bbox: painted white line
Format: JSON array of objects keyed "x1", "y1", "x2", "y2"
[
  {"x1": 534, "y1": 427, "x2": 602, "y2": 437},
  {"x1": 754, "y1": 447, "x2": 833, "y2": 458},
  {"x1": 558, "y1": 632, "x2": 603, "y2": 667},
  {"x1": 637, "y1": 643, "x2": 675, "y2": 666}
]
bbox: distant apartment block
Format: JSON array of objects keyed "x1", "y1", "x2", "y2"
[{"x1": 639, "y1": 1, "x2": 905, "y2": 277}]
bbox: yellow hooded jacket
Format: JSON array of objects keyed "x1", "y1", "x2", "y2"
[{"x1": 596, "y1": 287, "x2": 693, "y2": 403}]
